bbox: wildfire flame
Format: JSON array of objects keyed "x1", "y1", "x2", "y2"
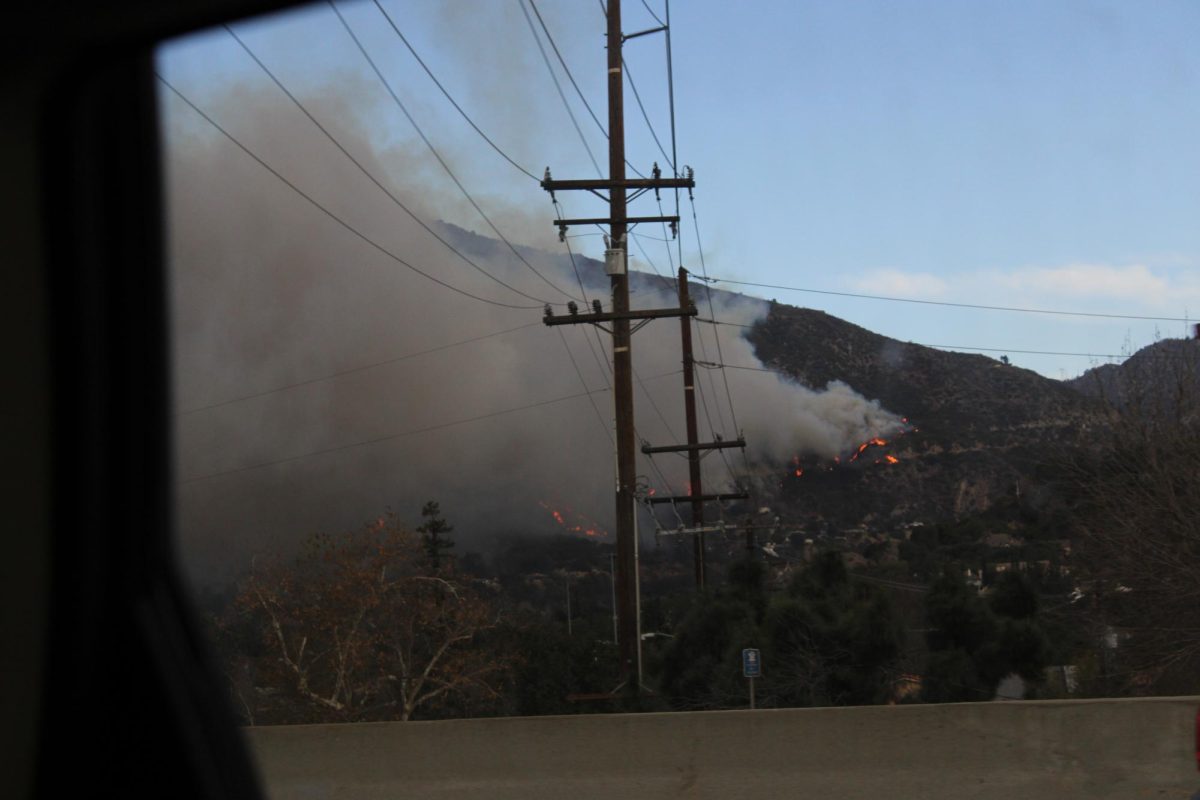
[
  {"x1": 538, "y1": 500, "x2": 609, "y2": 539},
  {"x1": 788, "y1": 427, "x2": 908, "y2": 479},
  {"x1": 846, "y1": 437, "x2": 893, "y2": 462}
]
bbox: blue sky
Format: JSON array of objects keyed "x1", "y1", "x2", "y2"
[{"x1": 161, "y1": 0, "x2": 1200, "y2": 379}]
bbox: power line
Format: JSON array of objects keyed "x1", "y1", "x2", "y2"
[
  {"x1": 179, "y1": 322, "x2": 541, "y2": 416},
  {"x1": 696, "y1": 318, "x2": 1143, "y2": 361},
  {"x1": 918, "y1": 344, "x2": 1132, "y2": 360},
  {"x1": 223, "y1": 23, "x2": 559, "y2": 308},
  {"x1": 639, "y1": 0, "x2": 665, "y2": 26},
  {"x1": 369, "y1": 0, "x2": 540, "y2": 182},
  {"x1": 180, "y1": 387, "x2": 611, "y2": 484},
  {"x1": 695, "y1": 355, "x2": 1114, "y2": 380},
  {"x1": 703, "y1": 277, "x2": 1195, "y2": 323},
  {"x1": 157, "y1": 74, "x2": 542, "y2": 311},
  {"x1": 519, "y1": 0, "x2": 604, "y2": 178},
  {"x1": 629, "y1": 226, "x2": 677, "y2": 292},
  {"x1": 180, "y1": 368, "x2": 683, "y2": 484},
  {"x1": 527, "y1": 0, "x2": 608, "y2": 140},
  {"x1": 533, "y1": 0, "x2": 647, "y2": 178},
  {"x1": 328, "y1": 2, "x2": 580, "y2": 302},
  {"x1": 687, "y1": 198, "x2": 748, "y2": 485},
  {"x1": 665, "y1": 0, "x2": 682, "y2": 282},
  {"x1": 558, "y1": 328, "x2": 615, "y2": 447},
  {"x1": 556, "y1": 215, "x2": 680, "y2": 490},
  {"x1": 554, "y1": 201, "x2": 625, "y2": 407},
  {"x1": 623, "y1": 56, "x2": 673, "y2": 171},
  {"x1": 653, "y1": 197, "x2": 680, "y2": 290}
]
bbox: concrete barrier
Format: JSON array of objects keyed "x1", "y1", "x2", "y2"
[{"x1": 245, "y1": 696, "x2": 1199, "y2": 799}]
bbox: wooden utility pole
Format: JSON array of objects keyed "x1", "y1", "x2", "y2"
[
  {"x1": 641, "y1": 267, "x2": 747, "y2": 588},
  {"x1": 679, "y1": 268, "x2": 707, "y2": 586},
  {"x1": 541, "y1": 0, "x2": 695, "y2": 690}
]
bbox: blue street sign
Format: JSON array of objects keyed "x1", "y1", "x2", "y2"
[{"x1": 742, "y1": 648, "x2": 761, "y2": 678}]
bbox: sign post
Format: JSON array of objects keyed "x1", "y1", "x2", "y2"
[{"x1": 742, "y1": 648, "x2": 761, "y2": 710}]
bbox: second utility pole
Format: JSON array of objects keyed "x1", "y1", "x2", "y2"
[{"x1": 677, "y1": 267, "x2": 705, "y2": 586}]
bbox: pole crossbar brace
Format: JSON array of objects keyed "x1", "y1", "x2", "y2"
[
  {"x1": 623, "y1": 24, "x2": 668, "y2": 42},
  {"x1": 646, "y1": 492, "x2": 750, "y2": 505},
  {"x1": 655, "y1": 523, "x2": 740, "y2": 538},
  {"x1": 544, "y1": 305, "x2": 696, "y2": 327},
  {"x1": 542, "y1": 177, "x2": 694, "y2": 192},
  {"x1": 641, "y1": 437, "x2": 746, "y2": 454},
  {"x1": 554, "y1": 215, "x2": 679, "y2": 229}
]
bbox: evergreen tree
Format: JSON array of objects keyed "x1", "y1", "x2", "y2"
[
  {"x1": 764, "y1": 552, "x2": 903, "y2": 707},
  {"x1": 656, "y1": 559, "x2": 766, "y2": 710},
  {"x1": 922, "y1": 569, "x2": 1049, "y2": 702},
  {"x1": 416, "y1": 500, "x2": 455, "y2": 573},
  {"x1": 655, "y1": 553, "x2": 903, "y2": 710}
]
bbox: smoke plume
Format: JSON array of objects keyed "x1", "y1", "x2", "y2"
[{"x1": 163, "y1": 78, "x2": 900, "y2": 585}]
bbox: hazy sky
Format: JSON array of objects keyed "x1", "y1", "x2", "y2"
[
  {"x1": 158, "y1": 1, "x2": 1200, "y2": 579},
  {"x1": 162, "y1": 0, "x2": 1200, "y2": 379}
]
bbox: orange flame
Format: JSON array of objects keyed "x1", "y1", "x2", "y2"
[
  {"x1": 850, "y1": 437, "x2": 890, "y2": 462},
  {"x1": 539, "y1": 500, "x2": 610, "y2": 539},
  {"x1": 885, "y1": 455, "x2": 899, "y2": 464}
]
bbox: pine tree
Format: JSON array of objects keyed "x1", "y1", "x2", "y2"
[{"x1": 416, "y1": 500, "x2": 455, "y2": 573}]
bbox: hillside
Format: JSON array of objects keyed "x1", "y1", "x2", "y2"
[
  {"x1": 441, "y1": 221, "x2": 1113, "y2": 532},
  {"x1": 745, "y1": 302, "x2": 1112, "y2": 529},
  {"x1": 1066, "y1": 336, "x2": 1200, "y2": 416}
]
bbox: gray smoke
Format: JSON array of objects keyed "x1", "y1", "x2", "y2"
[{"x1": 164, "y1": 78, "x2": 900, "y2": 585}]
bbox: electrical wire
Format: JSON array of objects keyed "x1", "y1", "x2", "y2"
[
  {"x1": 157, "y1": 74, "x2": 542, "y2": 311},
  {"x1": 688, "y1": 197, "x2": 742, "y2": 439},
  {"x1": 181, "y1": 368, "x2": 684, "y2": 484},
  {"x1": 519, "y1": 0, "x2": 604, "y2": 178},
  {"x1": 701, "y1": 277, "x2": 1195, "y2": 323},
  {"x1": 623, "y1": 55, "x2": 673, "y2": 171},
  {"x1": 696, "y1": 318, "x2": 1148, "y2": 361},
  {"x1": 665, "y1": 0, "x2": 682, "y2": 282},
  {"x1": 903, "y1": 345, "x2": 1135, "y2": 360},
  {"x1": 179, "y1": 322, "x2": 542, "y2": 416},
  {"x1": 639, "y1": 0, "x2": 665, "y2": 27},
  {"x1": 537, "y1": 0, "x2": 647, "y2": 178},
  {"x1": 223, "y1": 23, "x2": 560, "y2": 307},
  {"x1": 328, "y1": 2, "x2": 581, "y2": 302},
  {"x1": 558, "y1": 328, "x2": 615, "y2": 446},
  {"x1": 631, "y1": 230, "x2": 672, "y2": 243},
  {"x1": 527, "y1": 0, "x2": 608, "y2": 140},
  {"x1": 180, "y1": 386, "x2": 611, "y2": 484},
  {"x1": 557, "y1": 209, "x2": 681, "y2": 480},
  {"x1": 369, "y1": 0, "x2": 540, "y2": 182},
  {"x1": 629, "y1": 227, "x2": 677, "y2": 292},
  {"x1": 685, "y1": 198, "x2": 752, "y2": 489},
  {"x1": 553, "y1": 201, "x2": 623, "y2": 407}
]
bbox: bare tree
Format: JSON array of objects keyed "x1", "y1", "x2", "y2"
[
  {"x1": 229, "y1": 512, "x2": 514, "y2": 722},
  {"x1": 1063, "y1": 339, "x2": 1200, "y2": 694}
]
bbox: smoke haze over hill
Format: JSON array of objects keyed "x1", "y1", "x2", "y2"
[{"x1": 165, "y1": 82, "x2": 904, "y2": 585}]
